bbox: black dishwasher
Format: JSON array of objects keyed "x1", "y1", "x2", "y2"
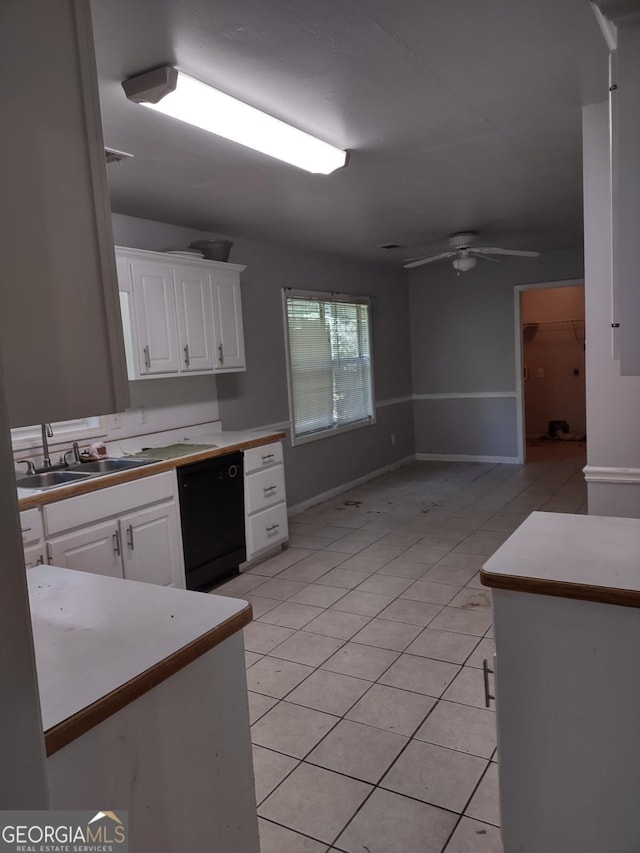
[{"x1": 177, "y1": 452, "x2": 246, "y2": 591}]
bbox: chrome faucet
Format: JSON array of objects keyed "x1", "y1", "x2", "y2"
[
  {"x1": 41, "y1": 423, "x2": 53, "y2": 469},
  {"x1": 16, "y1": 458, "x2": 36, "y2": 475}
]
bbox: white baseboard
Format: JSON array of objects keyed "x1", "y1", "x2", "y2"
[
  {"x1": 288, "y1": 454, "x2": 416, "y2": 517},
  {"x1": 583, "y1": 465, "x2": 640, "y2": 484},
  {"x1": 416, "y1": 452, "x2": 520, "y2": 464}
]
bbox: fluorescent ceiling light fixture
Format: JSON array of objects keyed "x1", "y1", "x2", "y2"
[{"x1": 122, "y1": 65, "x2": 347, "y2": 175}]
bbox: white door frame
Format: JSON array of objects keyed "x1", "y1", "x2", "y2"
[{"x1": 514, "y1": 279, "x2": 585, "y2": 464}]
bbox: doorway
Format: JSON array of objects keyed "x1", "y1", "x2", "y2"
[{"x1": 515, "y1": 281, "x2": 586, "y2": 463}]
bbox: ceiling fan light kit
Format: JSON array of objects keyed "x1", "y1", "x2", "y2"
[
  {"x1": 402, "y1": 231, "x2": 541, "y2": 272},
  {"x1": 122, "y1": 65, "x2": 348, "y2": 175}
]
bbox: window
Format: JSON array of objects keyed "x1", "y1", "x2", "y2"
[
  {"x1": 11, "y1": 417, "x2": 105, "y2": 451},
  {"x1": 283, "y1": 289, "x2": 375, "y2": 444}
]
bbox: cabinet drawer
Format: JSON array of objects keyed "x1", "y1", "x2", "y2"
[
  {"x1": 20, "y1": 508, "x2": 43, "y2": 546},
  {"x1": 245, "y1": 465, "x2": 286, "y2": 515},
  {"x1": 44, "y1": 471, "x2": 176, "y2": 536},
  {"x1": 246, "y1": 502, "x2": 289, "y2": 558},
  {"x1": 244, "y1": 442, "x2": 283, "y2": 474}
]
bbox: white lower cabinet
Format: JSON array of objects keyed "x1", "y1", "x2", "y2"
[
  {"x1": 23, "y1": 544, "x2": 45, "y2": 570},
  {"x1": 40, "y1": 472, "x2": 185, "y2": 588},
  {"x1": 244, "y1": 442, "x2": 288, "y2": 561},
  {"x1": 48, "y1": 521, "x2": 123, "y2": 579},
  {"x1": 119, "y1": 503, "x2": 182, "y2": 586}
]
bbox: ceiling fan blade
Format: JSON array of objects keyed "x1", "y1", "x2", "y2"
[
  {"x1": 403, "y1": 251, "x2": 455, "y2": 269},
  {"x1": 473, "y1": 247, "x2": 540, "y2": 258},
  {"x1": 470, "y1": 252, "x2": 499, "y2": 263}
]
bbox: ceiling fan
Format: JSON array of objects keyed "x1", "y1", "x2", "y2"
[{"x1": 403, "y1": 232, "x2": 540, "y2": 272}]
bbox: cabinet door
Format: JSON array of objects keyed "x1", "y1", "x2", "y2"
[
  {"x1": 130, "y1": 260, "x2": 180, "y2": 375},
  {"x1": 23, "y1": 545, "x2": 45, "y2": 570},
  {"x1": 119, "y1": 502, "x2": 184, "y2": 587},
  {"x1": 48, "y1": 521, "x2": 123, "y2": 579},
  {"x1": 211, "y1": 270, "x2": 246, "y2": 371},
  {"x1": 174, "y1": 267, "x2": 215, "y2": 372}
]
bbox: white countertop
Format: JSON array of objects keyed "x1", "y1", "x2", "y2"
[
  {"x1": 29, "y1": 566, "x2": 250, "y2": 735},
  {"x1": 483, "y1": 511, "x2": 640, "y2": 593}
]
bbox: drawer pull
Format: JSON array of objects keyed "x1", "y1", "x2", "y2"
[
  {"x1": 261, "y1": 453, "x2": 275, "y2": 462},
  {"x1": 21, "y1": 527, "x2": 32, "y2": 533},
  {"x1": 482, "y1": 659, "x2": 495, "y2": 708},
  {"x1": 265, "y1": 523, "x2": 280, "y2": 534},
  {"x1": 263, "y1": 485, "x2": 278, "y2": 494}
]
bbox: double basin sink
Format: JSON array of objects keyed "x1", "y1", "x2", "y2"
[{"x1": 17, "y1": 458, "x2": 157, "y2": 492}]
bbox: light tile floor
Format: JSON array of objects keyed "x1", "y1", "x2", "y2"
[{"x1": 216, "y1": 443, "x2": 586, "y2": 853}]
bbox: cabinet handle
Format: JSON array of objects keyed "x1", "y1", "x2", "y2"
[
  {"x1": 261, "y1": 453, "x2": 275, "y2": 463},
  {"x1": 143, "y1": 345, "x2": 151, "y2": 370},
  {"x1": 113, "y1": 529, "x2": 121, "y2": 557},
  {"x1": 266, "y1": 523, "x2": 280, "y2": 534},
  {"x1": 482, "y1": 659, "x2": 495, "y2": 708},
  {"x1": 46, "y1": 543, "x2": 53, "y2": 565},
  {"x1": 126, "y1": 525, "x2": 135, "y2": 551},
  {"x1": 218, "y1": 343, "x2": 224, "y2": 365},
  {"x1": 21, "y1": 527, "x2": 31, "y2": 534},
  {"x1": 263, "y1": 485, "x2": 277, "y2": 494},
  {"x1": 183, "y1": 344, "x2": 190, "y2": 367}
]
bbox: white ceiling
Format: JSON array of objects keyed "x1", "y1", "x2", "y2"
[{"x1": 91, "y1": 0, "x2": 608, "y2": 263}]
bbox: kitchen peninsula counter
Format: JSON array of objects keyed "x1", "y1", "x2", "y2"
[{"x1": 31, "y1": 565, "x2": 258, "y2": 851}]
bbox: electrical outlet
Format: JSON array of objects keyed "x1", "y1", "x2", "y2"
[
  {"x1": 390, "y1": 433, "x2": 396, "y2": 446},
  {"x1": 108, "y1": 413, "x2": 121, "y2": 430}
]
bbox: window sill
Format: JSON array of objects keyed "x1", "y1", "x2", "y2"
[{"x1": 291, "y1": 415, "x2": 376, "y2": 447}]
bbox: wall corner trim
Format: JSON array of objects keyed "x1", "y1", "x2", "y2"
[
  {"x1": 416, "y1": 452, "x2": 521, "y2": 464},
  {"x1": 583, "y1": 465, "x2": 640, "y2": 484}
]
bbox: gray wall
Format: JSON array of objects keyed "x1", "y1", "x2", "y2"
[
  {"x1": 409, "y1": 250, "x2": 584, "y2": 460},
  {"x1": 112, "y1": 214, "x2": 414, "y2": 507}
]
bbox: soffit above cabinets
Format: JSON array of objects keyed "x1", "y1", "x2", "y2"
[{"x1": 91, "y1": 0, "x2": 608, "y2": 263}]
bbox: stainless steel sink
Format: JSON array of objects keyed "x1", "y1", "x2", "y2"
[
  {"x1": 68, "y1": 458, "x2": 157, "y2": 474},
  {"x1": 18, "y1": 470, "x2": 93, "y2": 490}
]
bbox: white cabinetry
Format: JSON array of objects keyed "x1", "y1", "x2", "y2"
[
  {"x1": 244, "y1": 442, "x2": 288, "y2": 561},
  {"x1": 21, "y1": 509, "x2": 45, "y2": 569},
  {"x1": 41, "y1": 472, "x2": 185, "y2": 588},
  {"x1": 130, "y1": 260, "x2": 180, "y2": 375},
  {"x1": 48, "y1": 521, "x2": 122, "y2": 579},
  {"x1": 212, "y1": 269, "x2": 246, "y2": 370},
  {"x1": 174, "y1": 266, "x2": 215, "y2": 373},
  {"x1": 117, "y1": 248, "x2": 246, "y2": 380},
  {"x1": 611, "y1": 20, "x2": 640, "y2": 374},
  {"x1": 119, "y1": 504, "x2": 182, "y2": 586}
]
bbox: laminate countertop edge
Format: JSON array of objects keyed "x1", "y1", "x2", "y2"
[
  {"x1": 18, "y1": 431, "x2": 286, "y2": 511},
  {"x1": 44, "y1": 602, "x2": 253, "y2": 757},
  {"x1": 480, "y1": 569, "x2": 640, "y2": 609}
]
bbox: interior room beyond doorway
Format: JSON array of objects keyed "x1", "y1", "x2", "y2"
[{"x1": 520, "y1": 284, "x2": 586, "y2": 463}]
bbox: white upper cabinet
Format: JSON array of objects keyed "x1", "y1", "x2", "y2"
[
  {"x1": 174, "y1": 267, "x2": 216, "y2": 373},
  {"x1": 117, "y1": 247, "x2": 246, "y2": 380},
  {"x1": 1, "y1": 1, "x2": 130, "y2": 426},
  {"x1": 212, "y1": 269, "x2": 246, "y2": 371},
  {"x1": 130, "y1": 260, "x2": 180, "y2": 375}
]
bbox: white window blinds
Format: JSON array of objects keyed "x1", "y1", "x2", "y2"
[{"x1": 284, "y1": 291, "x2": 374, "y2": 442}]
